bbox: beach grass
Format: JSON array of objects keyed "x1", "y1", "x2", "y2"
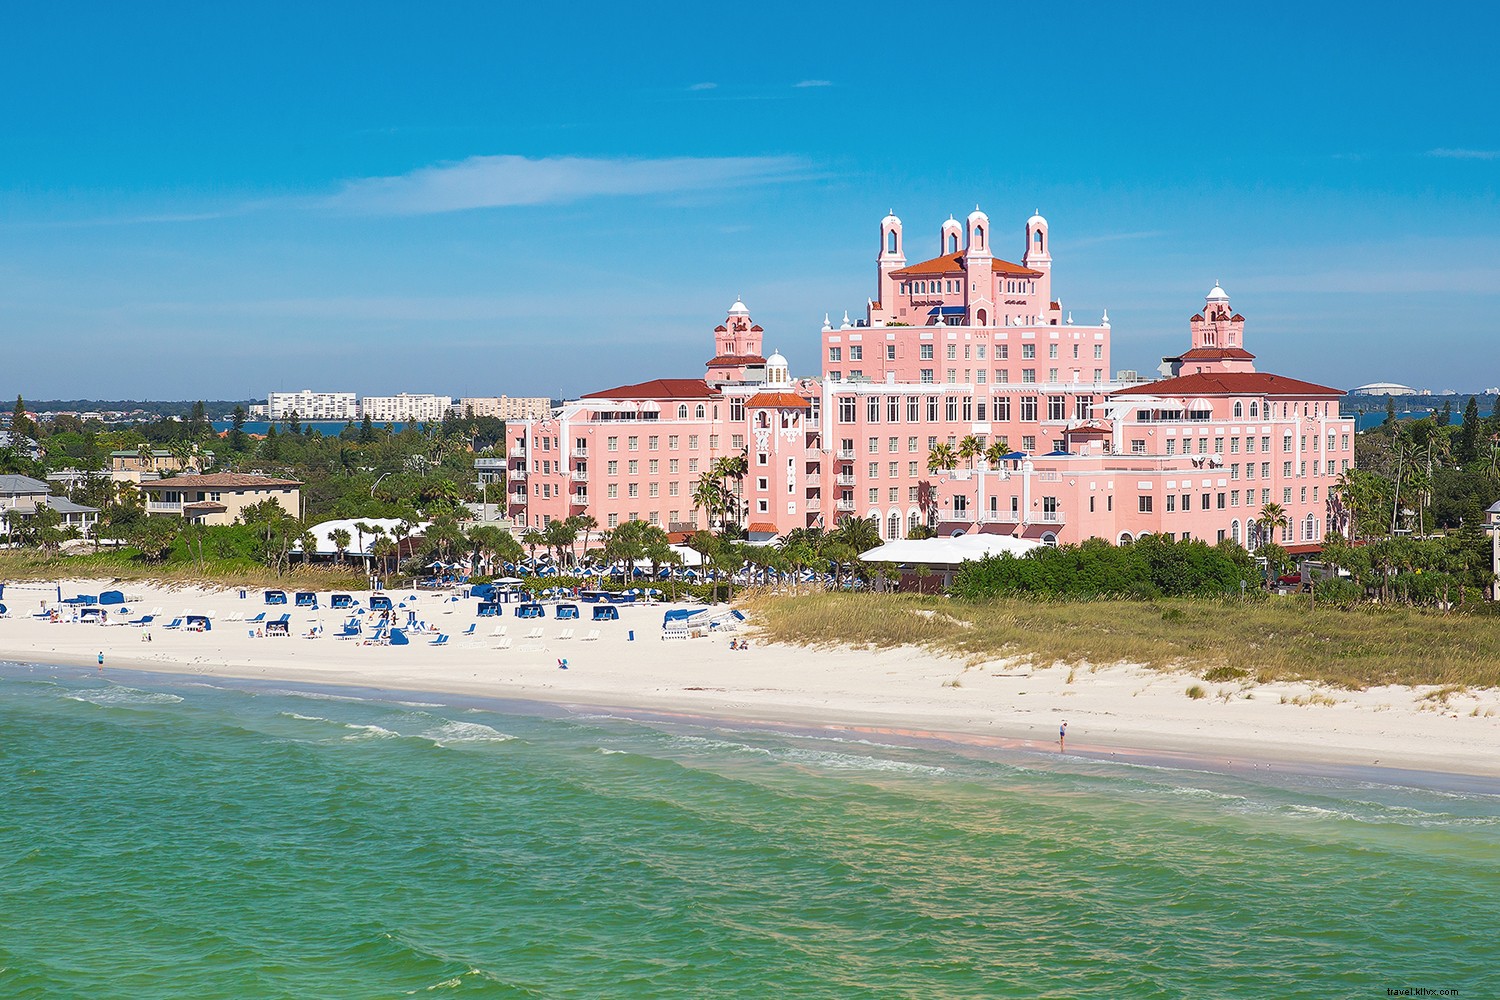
[
  {"x1": 0, "y1": 550, "x2": 369, "y2": 590},
  {"x1": 741, "y1": 590, "x2": 1500, "y2": 690}
]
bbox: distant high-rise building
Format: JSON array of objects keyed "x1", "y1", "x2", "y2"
[
  {"x1": 267, "y1": 390, "x2": 358, "y2": 421},
  {"x1": 360, "y1": 393, "x2": 452, "y2": 423},
  {"x1": 450, "y1": 396, "x2": 553, "y2": 420}
]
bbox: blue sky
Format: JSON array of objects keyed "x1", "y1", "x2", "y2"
[{"x1": 2, "y1": 2, "x2": 1498, "y2": 400}]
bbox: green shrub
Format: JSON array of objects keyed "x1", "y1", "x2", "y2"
[{"x1": 1186, "y1": 684, "x2": 1206, "y2": 700}]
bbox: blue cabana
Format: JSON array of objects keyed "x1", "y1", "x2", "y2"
[
  {"x1": 98, "y1": 590, "x2": 126, "y2": 605},
  {"x1": 185, "y1": 615, "x2": 212, "y2": 631},
  {"x1": 264, "y1": 590, "x2": 288, "y2": 605},
  {"x1": 555, "y1": 603, "x2": 580, "y2": 619},
  {"x1": 663, "y1": 608, "x2": 706, "y2": 625},
  {"x1": 469, "y1": 583, "x2": 495, "y2": 600},
  {"x1": 369, "y1": 595, "x2": 393, "y2": 612},
  {"x1": 476, "y1": 601, "x2": 501, "y2": 617},
  {"x1": 79, "y1": 607, "x2": 108, "y2": 622},
  {"x1": 265, "y1": 614, "x2": 291, "y2": 635},
  {"x1": 515, "y1": 603, "x2": 544, "y2": 619},
  {"x1": 330, "y1": 593, "x2": 355, "y2": 609},
  {"x1": 294, "y1": 592, "x2": 318, "y2": 608},
  {"x1": 591, "y1": 605, "x2": 619, "y2": 621},
  {"x1": 389, "y1": 628, "x2": 410, "y2": 645},
  {"x1": 62, "y1": 594, "x2": 97, "y2": 606}
]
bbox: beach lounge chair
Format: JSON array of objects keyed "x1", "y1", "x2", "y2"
[
  {"x1": 429, "y1": 634, "x2": 449, "y2": 646},
  {"x1": 247, "y1": 612, "x2": 266, "y2": 624},
  {"x1": 555, "y1": 628, "x2": 574, "y2": 641},
  {"x1": 162, "y1": 618, "x2": 183, "y2": 630},
  {"x1": 489, "y1": 624, "x2": 508, "y2": 637},
  {"x1": 495, "y1": 636, "x2": 513, "y2": 650},
  {"x1": 581, "y1": 629, "x2": 600, "y2": 641},
  {"x1": 524, "y1": 626, "x2": 544, "y2": 640},
  {"x1": 129, "y1": 614, "x2": 155, "y2": 627},
  {"x1": 461, "y1": 624, "x2": 476, "y2": 636}
]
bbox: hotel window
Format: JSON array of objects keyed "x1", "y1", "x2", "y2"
[
  {"x1": 1300, "y1": 486, "x2": 1307, "y2": 503},
  {"x1": 1020, "y1": 397, "x2": 1038, "y2": 422},
  {"x1": 888, "y1": 461, "x2": 898, "y2": 478},
  {"x1": 1131, "y1": 439, "x2": 1146, "y2": 454},
  {"x1": 1048, "y1": 368, "x2": 1058, "y2": 383},
  {"x1": 732, "y1": 434, "x2": 744, "y2": 450},
  {"x1": 668, "y1": 435, "x2": 679, "y2": 449},
  {"x1": 1166, "y1": 439, "x2": 1176, "y2": 455},
  {"x1": 997, "y1": 345, "x2": 1008, "y2": 360},
  {"x1": 994, "y1": 397, "x2": 1011, "y2": 421},
  {"x1": 1230, "y1": 491, "x2": 1240, "y2": 506},
  {"x1": 909, "y1": 486, "x2": 920, "y2": 503},
  {"x1": 669, "y1": 482, "x2": 679, "y2": 496},
  {"x1": 868, "y1": 462, "x2": 879, "y2": 478},
  {"x1": 946, "y1": 397, "x2": 958, "y2": 421},
  {"x1": 907, "y1": 397, "x2": 920, "y2": 421},
  {"x1": 849, "y1": 345, "x2": 862, "y2": 361},
  {"x1": 920, "y1": 344, "x2": 934, "y2": 360},
  {"x1": 1139, "y1": 496, "x2": 1153, "y2": 513},
  {"x1": 829, "y1": 372, "x2": 842, "y2": 381},
  {"x1": 1284, "y1": 435, "x2": 1294, "y2": 452},
  {"x1": 1341, "y1": 433, "x2": 1349, "y2": 449},
  {"x1": 921, "y1": 369, "x2": 934, "y2": 383},
  {"x1": 946, "y1": 345, "x2": 957, "y2": 360},
  {"x1": 688, "y1": 458, "x2": 699, "y2": 472},
  {"x1": 648, "y1": 436, "x2": 659, "y2": 450},
  {"x1": 1048, "y1": 344, "x2": 1058, "y2": 359},
  {"x1": 995, "y1": 369, "x2": 1008, "y2": 384},
  {"x1": 927, "y1": 397, "x2": 939, "y2": 421},
  {"x1": 1216, "y1": 492, "x2": 1226, "y2": 509},
  {"x1": 649, "y1": 459, "x2": 659, "y2": 473},
  {"x1": 976, "y1": 344, "x2": 987, "y2": 359},
  {"x1": 1075, "y1": 396, "x2": 1093, "y2": 419},
  {"x1": 628, "y1": 460, "x2": 639, "y2": 474},
  {"x1": 888, "y1": 397, "x2": 900, "y2": 422},
  {"x1": 867, "y1": 397, "x2": 880, "y2": 422},
  {"x1": 628, "y1": 483, "x2": 639, "y2": 498},
  {"x1": 1246, "y1": 437, "x2": 1255, "y2": 453},
  {"x1": 649, "y1": 483, "x2": 659, "y2": 497},
  {"x1": 1022, "y1": 435, "x2": 1036, "y2": 451},
  {"x1": 946, "y1": 369, "x2": 957, "y2": 383},
  {"x1": 908, "y1": 461, "x2": 918, "y2": 477},
  {"x1": 1261, "y1": 436, "x2": 1270, "y2": 452},
  {"x1": 1283, "y1": 461, "x2": 1293, "y2": 477},
  {"x1": 839, "y1": 398, "x2": 856, "y2": 423},
  {"x1": 627, "y1": 436, "x2": 638, "y2": 450},
  {"x1": 607, "y1": 436, "x2": 618, "y2": 451},
  {"x1": 695, "y1": 405, "x2": 706, "y2": 419},
  {"x1": 1094, "y1": 345, "x2": 1103, "y2": 359},
  {"x1": 607, "y1": 461, "x2": 619, "y2": 475},
  {"x1": 977, "y1": 370, "x2": 987, "y2": 385},
  {"x1": 868, "y1": 489, "x2": 879, "y2": 504},
  {"x1": 886, "y1": 344, "x2": 897, "y2": 361},
  {"x1": 1231, "y1": 464, "x2": 1240, "y2": 480},
  {"x1": 908, "y1": 436, "x2": 919, "y2": 451},
  {"x1": 607, "y1": 514, "x2": 618, "y2": 528},
  {"x1": 1261, "y1": 462, "x2": 1271, "y2": 478},
  {"x1": 977, "y1": 400, "x2": 987, "y2": 420},
  {"x1": 1283, "y1": 487, "x2": 1292, "y2": 505},
  {"x1": 758, "y1": 477, "x2": 769, "y2": 491},
  {"x1": 669, "y1": 459, "x2": 679, "y2": 473},
  {"x1": 1047, "y1": 396, "x2": 1065, "y2": 421},
  {"x1": 1093, "y1": 369, "x2": 1102, "y2": 382},
  {"x1": 607, "y1": 484, "x2": 618, "y2": 498},
  {"x1": 709, "y1": 435, "x2": 719, "y2": 449},
  {"x1": 1022, "y1": 344, "x2": 1036, "y2": 359},
  {"x1": 1166, "y1": 495, "x2": 1176, "y2": 512},
  {"x1": 828, "y1": 347, "x2": 842, "y2": 362},
  {"x1": 730, "y1": 400, "x2": 744, "y2": 421},
  {"x1": 888, "y1": 436, "x2": 899, "y2": 451},
  {"x1": 1022, "y1": 369, "x2": 1036, "y2": 383}
]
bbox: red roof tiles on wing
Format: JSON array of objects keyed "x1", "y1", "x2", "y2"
[
  {"x1": 140, "y1": 473, "x2": 302, "y2": 489},
  {"x1": 1174, "y1": 347, "x2": 1256, "y2": 361},
  {"x1": 705, "y1": 354, "x2": 766, "y2": 367},
  {"x1": 1111, "y1": 371, "x2": 1344, "y2": 398},
  {"x1": 890, "y1": 252, "x2": 1042, "y2": 278},
  {"x1": 745, "y1": 391, "x2": 811, "y2": 408},
  {"x1": 748, "y1": 522, "x2": 779, "y2": 534},
  {"x1": 583, "y1": 379, "x2": 719, "y2": 400}
]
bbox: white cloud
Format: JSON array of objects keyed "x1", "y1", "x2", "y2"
[
  {"x1": 323, "y1": 154, "x2": 813, "y2": 215},
  {"x1": 794, "y1": 79, "x2": 832, "y2": 88},
  {"x1": 1427, "y1": 148, "x2": 1500, "y2": 160},
  {"x1": 688, "y1": 82, "x2": 717, "y2": 91}
]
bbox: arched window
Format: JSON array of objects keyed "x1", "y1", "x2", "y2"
[
  {"x1": 1118, "y1": 532, "x2": 1134, "y2": 545},
  {"x1": 677, "y1": 404, "x2": 688, "y2": 419},
  {"x1": 1231, "y1": 519, "x2": 1240, "y2": 544},
  {"x1": 908, "y1": 511, "x2": 921, "y2": 533},
  {"x1": 887, "y1": 230, "x2": 898, "y2": 254},
  {"x1": 947, "y1": 233, "x2": 958, "y2": 254},
  {"x1": 1041, "y1": 531, "x2": 1057, "y2": 546},
  {"x1": 1033, "y1": 230, "x2": 1044, "y2": 250},
  {"x1": 694, "y1": 404, "x2": 705, "y2": 419},
  {"x1": 1250, "y1": 401, "x2": 1259, "y2": 417},
  {"x1": 888, "y1": 512, "x2": 900, "y2": 539},
  {"x1": 1233, "y1": 401, "x2": 1243, "y2": 417},
  {"x1": 974, "y1": 225, "x2": 985, "y2": 249},
  {"x1": 976, "y1": 308, "x2": 988, "y2": 326}
]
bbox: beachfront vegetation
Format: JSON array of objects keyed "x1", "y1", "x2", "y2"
[{"x1": 743, "y1": 590, "x2": 1500, "y2": 690}]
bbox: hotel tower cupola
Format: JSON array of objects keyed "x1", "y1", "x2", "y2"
[
  {"x1": 705, "y1": 297, "x2": 766, "y2": 385},
  {"x1": 1162, "y1": 282, "x2": 1255, "y2": 377}
]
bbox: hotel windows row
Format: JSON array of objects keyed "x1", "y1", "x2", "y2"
[{"x1": 837, "y1": 394, "x2": 1093, "y2": 424}]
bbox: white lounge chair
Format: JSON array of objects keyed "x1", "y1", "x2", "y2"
[
  {"x1": 524, "y1": 626, "x2": 543, "y2": 640},
  {"x1": 555, "y1": 628, "x2": 574, "y2": 641},
  {"x1": 581, "y1": 629, "x2": 600, "y2": 641},
  {"x1": 489, "y1": 624, "x2": 508, "y2": 637},
  {"x1": 495, "y1": 636, "x2": 513, "y2": 650}
]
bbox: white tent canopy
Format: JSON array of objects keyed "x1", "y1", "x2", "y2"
[
  {"x1": 294, "y1": 518, "x2": 430, "y2": 556},
  {"x1": 859, "y1": 534, "x2": 1042, "y2": 568}
]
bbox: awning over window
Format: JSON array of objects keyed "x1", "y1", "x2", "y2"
[{"x1": 927, "y1": 305, "x2": 968, "y2": 317}]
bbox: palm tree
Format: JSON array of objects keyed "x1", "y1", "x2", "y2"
[
  {"x1": 572, "y1": 513, "x2": 598, "y2": 564},
  {"x1": 983, "y1": 439, "x2": 1010, "y2": 469},
  {"x1": 1256, "y1": 502, "x2": 1289, "y2": 549},
  {"x1": 926, "y1": 442, "x2": 958, "y2": 476},
  {"x1": 691, "y1": 473, "x2": 727, "y2": 532},
  {"x1": 298, "y1": 529, "x2": 320, "y2": 566},
  {"x1": 330, "y1": 527, "x2": 352, "y2": 566},
  {"x1": 521, "y1": 528, "x2": 545, "y2": 567},
  {"x1": 957, "y1": 434, "x2": 982, "y2": 470},
  {"x1": 372, "y1": 537, "x2": 398, "y2": 577}
]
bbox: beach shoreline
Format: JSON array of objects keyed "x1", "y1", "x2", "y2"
[{"x1": 5, "y1": 578, "x2": 1500, "y2": 784}]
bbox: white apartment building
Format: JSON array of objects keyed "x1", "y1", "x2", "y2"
[
  {"x1": 267, "y1": 390, "x2": 359, "y2": 421},
  {"x1": 360, "y1": 393, "x2": 453, "y2": 423},
  {"x1": 450, "y1": 396, "x2": 553, "y2": 420}
]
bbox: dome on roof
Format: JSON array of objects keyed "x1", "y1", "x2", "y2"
[
  {"x1": 1207, "y1": 283, "x2": 1230, "y2": 302},
  {"x1": 728, "y1": 298, "x2": 750, "y2": 317},
  {"x1": 767, "y1": 349, "x2": 788, "y2": 369},
  {"x1": 967, "y1": 207, "x2": 989, "y2": 223},
  {"x1": 1028, "y1": 211, "x2": 1047, "y2": 227}
]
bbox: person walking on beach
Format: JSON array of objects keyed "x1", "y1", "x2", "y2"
[
  {"x1": 97, "y1": 651, "x2": 104, "y2": 670},
  {"x1": 1058, "y1": 720, "x2": 1067, "y2": 750}
]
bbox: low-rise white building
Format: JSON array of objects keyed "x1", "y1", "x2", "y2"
[
  {"x1": 360, "y1": 393, "x2": 453, "y2": 423},
  {"x1": 450, "y1": 396, "x2": 553, "y2": 420},
  {"x1": 267, "y1": 390, "x2": 359, "y2": 421}
]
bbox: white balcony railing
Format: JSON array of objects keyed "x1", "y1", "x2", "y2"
[
  {"x1": 805, "y1": 498, "x2": 821, "y2": 512},
  {"x1": 835, "y1": 473, "x2": 856, "y2": 486},
  {"x1": 571, "y1": 470, "x2": 588, "y2": 482},
  {"x1": 836, "y1": 448, "x2": 856, "y2": 460},
  {"x1": 147, "y1": 501, "x2": 182, "y2": 513},
  {"x1": 835, "y1": 498, "x2": 856, "y2": 512},
  {"x1": 1035, "y1": 511, "x2": 1066, "y2": 524},
  {"x1": 509, "y1": 467, "x2": 527, "y2": 479}
]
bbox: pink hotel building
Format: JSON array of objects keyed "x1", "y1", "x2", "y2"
[{"x1": 508, "y1": 208, "x2": 1354, "y2": 552}]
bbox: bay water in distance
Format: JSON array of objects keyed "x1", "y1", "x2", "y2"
[{"x1": 2, "y1": 661, "x2": 1495, "y2": 998}]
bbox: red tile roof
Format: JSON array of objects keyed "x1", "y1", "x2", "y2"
[
  {"x1": 748, "y1": 521, "x2": 778, "y2": 534},
  {"x1": 583, "y1": 379, "x2": 719, "y2": 400},
  {"x1": 141, "y1": 473, "x2": 302, "y2": 490},
  {"x1": 705, "y1": 354, "x2": 766, "y2": 367},
  {"x1": 1173, "y1": 347, "x2": 1256, "y2": 361},
  {"x1": 745, "y1": 391, "x2": 811, "y2": 408},
  {"x1": 1112, "y1": 371, "x2": 1344, "y2": 398},
  {"x1": 891, "y1": 252, "x2": 1042, "y2": 278}
]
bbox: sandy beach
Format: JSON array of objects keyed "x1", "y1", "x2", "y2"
[{"x1": 4, "y1": 578, "x2": 1499, "y2": 781}]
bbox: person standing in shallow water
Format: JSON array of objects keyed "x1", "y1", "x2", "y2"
[{"x1": 1059, "y1": 721, "x2": 1066, "y2": 750}]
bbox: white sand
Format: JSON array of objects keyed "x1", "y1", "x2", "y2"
[{"x1": 4, "y1": 578, "x2": 1500, "y2": 780}]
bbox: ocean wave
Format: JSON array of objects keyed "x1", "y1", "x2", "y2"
[
  {"x1": 418, "y1": 720, "x2": 515, "y2": 746},
  {"x1": 65, "y1": 686, "x2": 184, "y2": 707},
  {"x1": 342, "y1": 723, "x2": 399, "y2": 740}
]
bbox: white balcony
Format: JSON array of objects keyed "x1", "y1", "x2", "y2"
[
  {"x1": 836, "y1": 448, "x2": 856, "y2": 460},
  {"x1": 835, "y1": 498, "x2": 856, "y2": 512},
  {"x1": 509, "y1": 466, "x2": 527, "y2": 479},
  {"x1": 571, "y1": 470, "x2": 588, "y2": 482},
  {"x1": 147, "y1": 501, "x2": 183, "y2": 514},
  {"x1": 805, "y1": 498, "x2": 821, "y2": 512},
  {"x1": 835, "y1": 473, "x2": 857, "y2": 486},
  {"x1": 1034, "y1": 510, "x2": 1066, "y2": 524}
]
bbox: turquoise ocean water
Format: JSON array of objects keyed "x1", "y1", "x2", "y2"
[{"x1": 2, "y1": 662, "x2": 1497, "y2": 998}]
